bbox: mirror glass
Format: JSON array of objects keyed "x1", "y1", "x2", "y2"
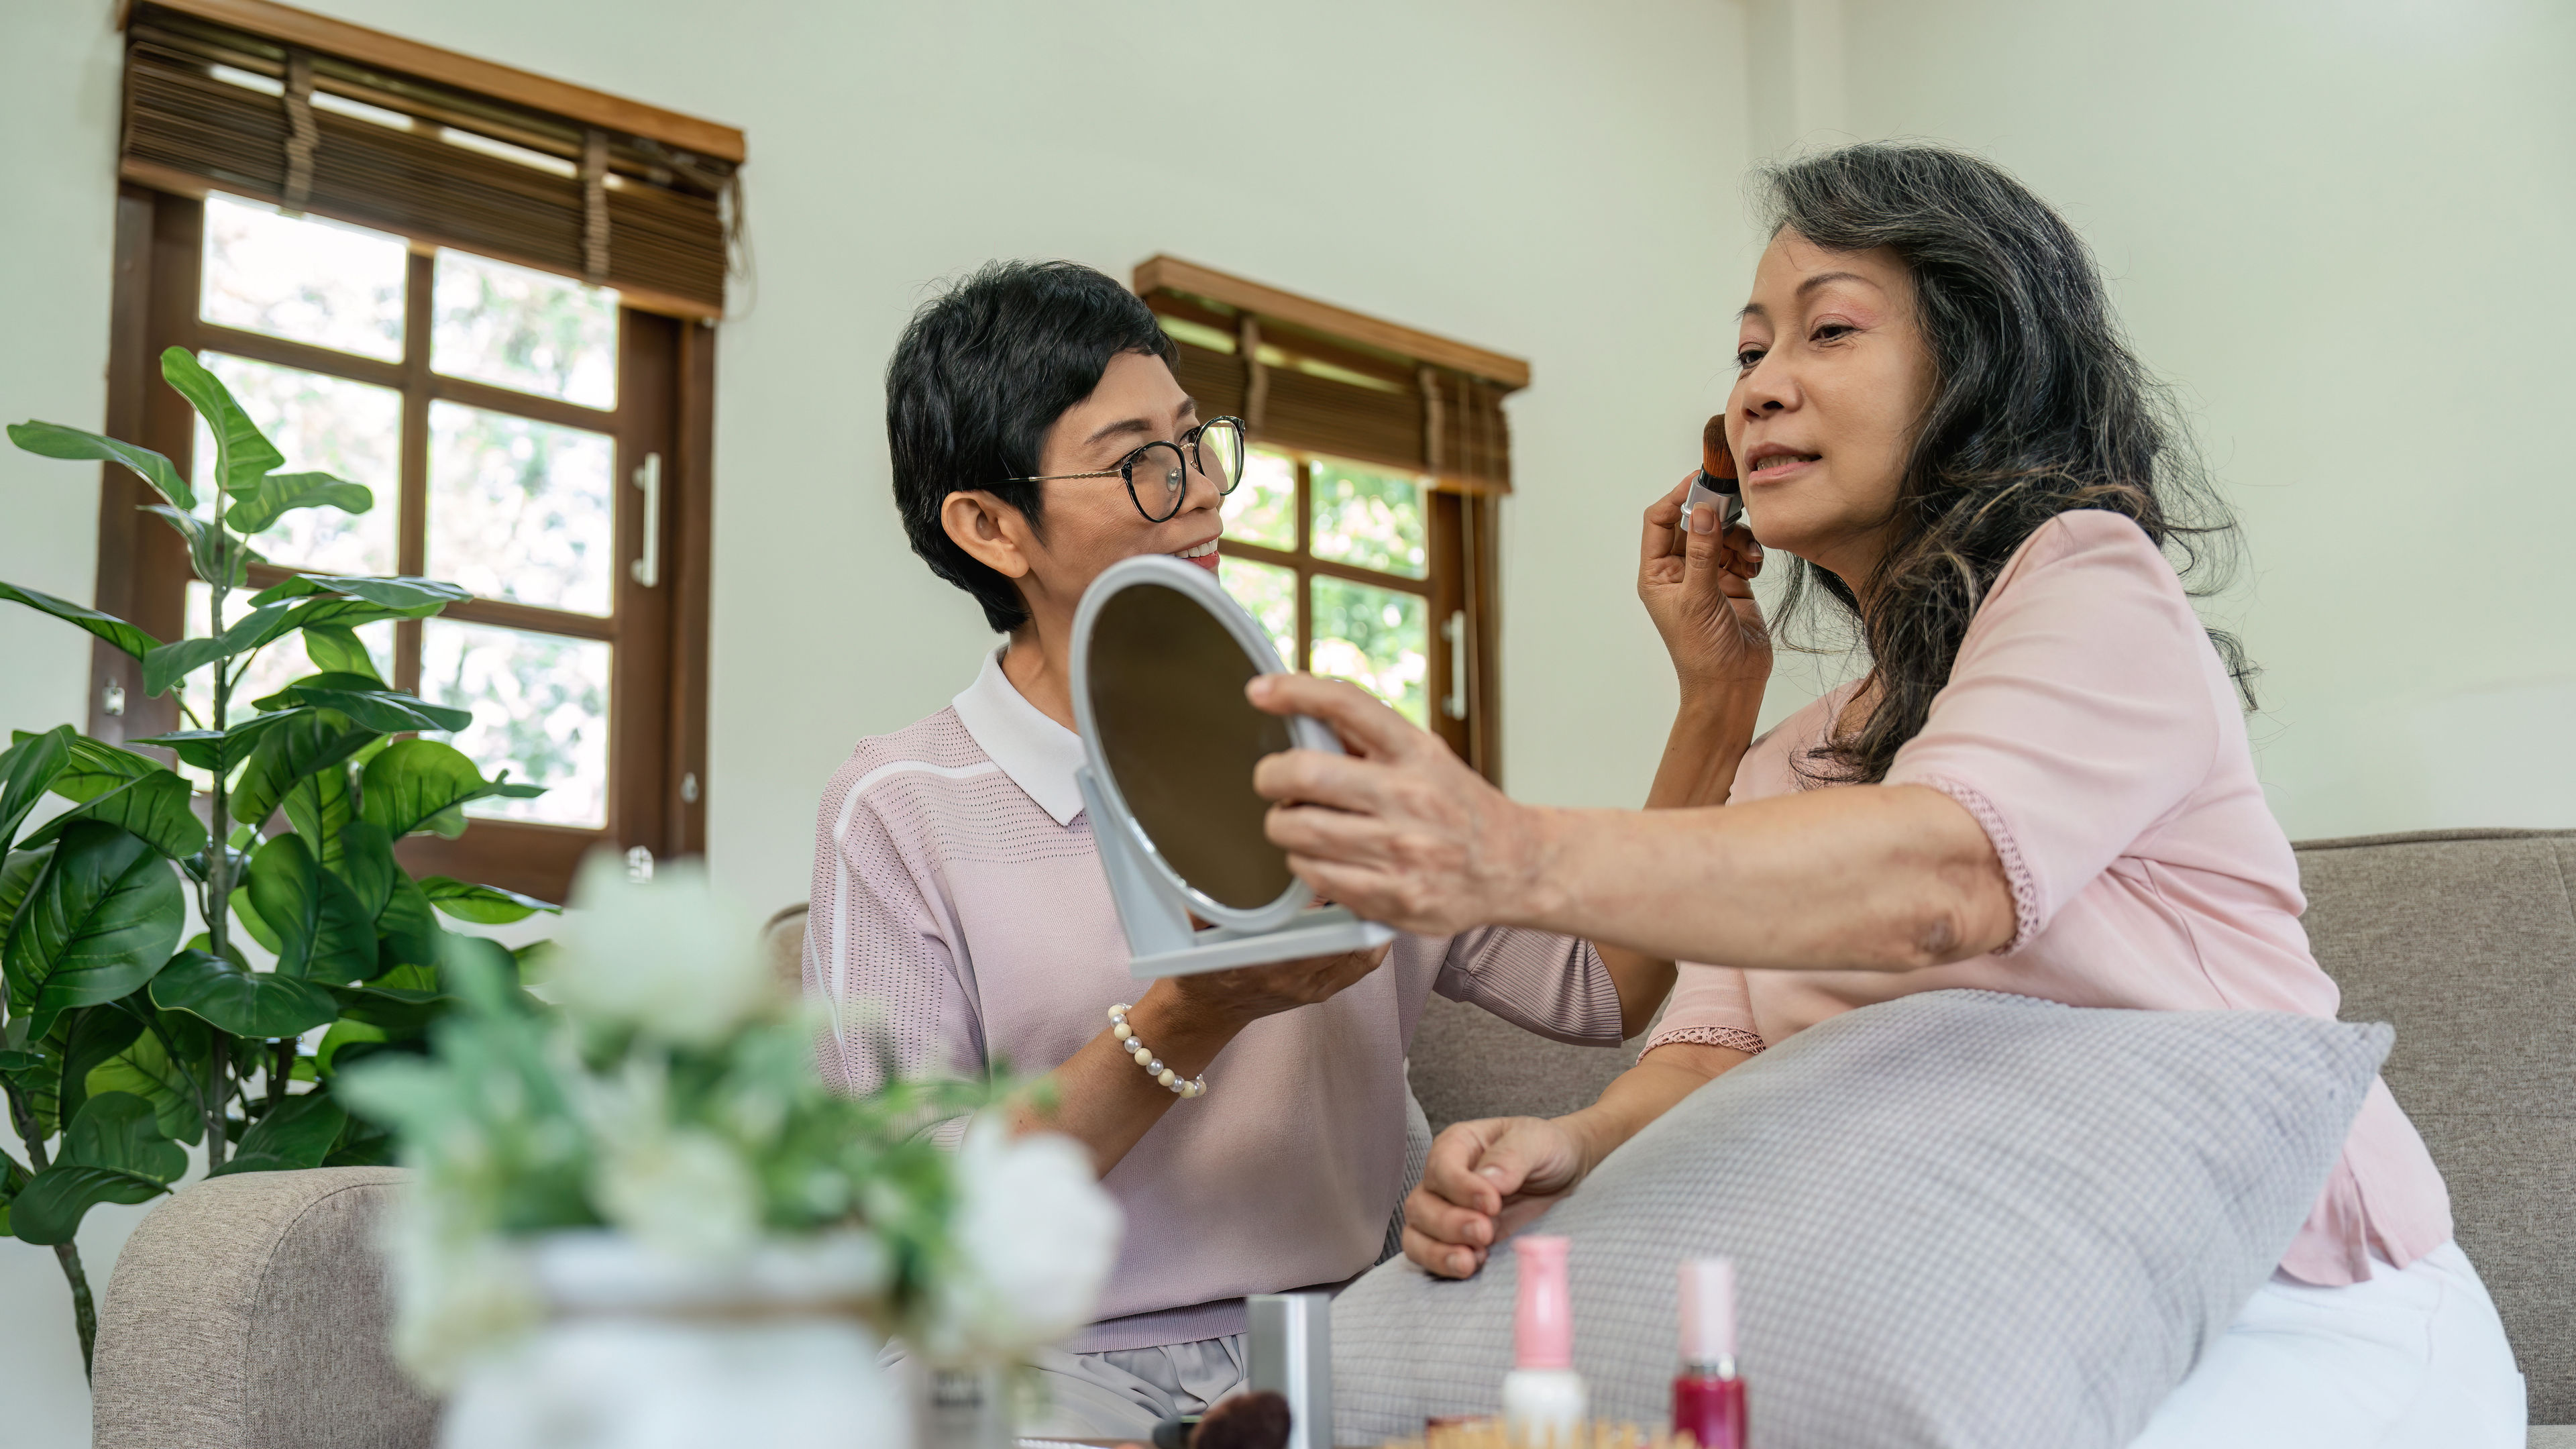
[{"x1": 1086, "y1": 580, "x2": 1298, "y2": 912}]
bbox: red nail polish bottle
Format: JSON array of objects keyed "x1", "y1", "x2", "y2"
[{"x1": 1671, "y1": 1257, "x2": 1747, "y2": 1449}]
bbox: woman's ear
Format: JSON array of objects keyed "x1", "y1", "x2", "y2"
[{"x1": 940, "y1": 490, "x2": 1036, "y2": 580}]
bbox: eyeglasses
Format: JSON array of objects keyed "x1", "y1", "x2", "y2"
[{"x1": 1004, "y1": 417, "x2": 1247, "y2": 523}]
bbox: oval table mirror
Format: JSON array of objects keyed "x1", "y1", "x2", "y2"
[{"x1": 1071, "y1": 555, "x2": 1395, "y2": 977}]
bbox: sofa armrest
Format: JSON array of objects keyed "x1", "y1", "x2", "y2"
[{"x1": 92, "y1": 1165, "x2": 434, "y2": 1449}]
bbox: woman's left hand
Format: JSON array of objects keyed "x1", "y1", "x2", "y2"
[{"x1": 1247, "y1": 674, "x2": 1548, "y2": 936}]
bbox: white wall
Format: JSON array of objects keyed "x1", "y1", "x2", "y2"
[
  {"x1": 1822, "y1": 0, "x2": 2576, "y2": 836},
  {"x1": 0, "y1": 2, "x2": 1753, "y2": 1440}
]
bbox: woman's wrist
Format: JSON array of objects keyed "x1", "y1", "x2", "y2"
[{"x1": 1126, "y1": 979, "x2": 1246, "y2": 1073}]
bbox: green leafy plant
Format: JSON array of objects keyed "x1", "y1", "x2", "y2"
[{"x1": 1, "y1": 347, "x2": 557, "y2": 1376}]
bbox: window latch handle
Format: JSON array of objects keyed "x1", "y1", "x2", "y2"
[{"x1": 631, "y1": 452, "x2": 663, "y2": 588}]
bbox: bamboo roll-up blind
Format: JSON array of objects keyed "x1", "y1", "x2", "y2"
[
  {"x1": 119, "y1": 0, "x2": 742, "y2": 319},
  {"x1": 1132, "y1": 256, "x2": 1527, "y2": 494}
]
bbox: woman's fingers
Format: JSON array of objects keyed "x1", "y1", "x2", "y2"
[
  {"x1": 1419, "y1": 1121, "x2": 1511, "y2": 1217},
  {"x1": 1246, "y1": 673, "x2": 1422, "y2": 762},
  {"x1": 1403, "y1": 1219, "x2": 1486, "y2": 1279},
  {"x1": 1639, "y1": 474, "x2": 1695, "y2": 566},
  {"x1": 1252, "y1": 747, "x2": 1399, "y2": 815}
]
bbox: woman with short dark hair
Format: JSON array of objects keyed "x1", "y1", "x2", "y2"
[{"x1": 1250, "y1": 144, "x2": 2524, "y2": 1444}]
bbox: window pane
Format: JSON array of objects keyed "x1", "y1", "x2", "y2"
[
  {"x1": 1223, "y1": 448, "x2": 1298, "y2": 551},
  {"x1": 195, "y1": 353, "x2": 400, "y2": 576},
  {"x1": 1309, "y1": 457, "x2": 1428, "y2": 579},
  {"x1": 199, "y1": 193, "x2": 406, "y2": 362},
  {"x1": 421, "y1": 621, "x2": 611, "y2": 829},
  {"x1": 1218, "y1": 556, "x2": 1299, "y2": 670},
  {"x1": 1311, "y1": 576, "x2": 1430, "y2": 725},
  {"x1": 180, "y1": 581, "x2": 394, "y2": 733},
  {"x1": 427, "y1": 402, "x2": 616, "y2": 615},
  {"x1": 431, "y1": 250, "x2": 619, "y2": 409}
]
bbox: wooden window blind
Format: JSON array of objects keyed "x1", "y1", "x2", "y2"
[
  {"x1": 118, "y1": 0, "x2": 741, "y2": 319},
  {"x1": 1132, "y1": 256, "x2": 1527, "y2": 494}
]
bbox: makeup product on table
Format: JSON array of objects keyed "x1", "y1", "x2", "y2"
[
  {"x1": 1501, "y1": 1236, "x2": 1587, "y2": 1448},
  {"x1": 1248, "y1": 1292, "x2": 1332, "y2": 1449},
  {"x1": 1670, "y1": 1258, "x2": 1747, "y2": 1449},
  {"x1": 1679, "y1": 415, "x2": 1741, "y2": 533}
]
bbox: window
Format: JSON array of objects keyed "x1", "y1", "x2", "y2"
[
  {"x1": 91, "y1": 1, "x2": 735, "y2": 900},
  {"x1": 1134, "y1": 257, "x2": 1521, "y2": 777}
]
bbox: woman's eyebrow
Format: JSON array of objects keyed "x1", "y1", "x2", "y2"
[
  {"x1": 1080, "y1": 416, "x2": 1157, "y2": 449},
  {"x1": 1740, "y1": 270, "x2": 1884, "y2": 321}
]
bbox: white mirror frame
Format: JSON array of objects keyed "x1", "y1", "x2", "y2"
[{"x1": 1069, "y1": 553, "x2": 1344, "y2": 935}]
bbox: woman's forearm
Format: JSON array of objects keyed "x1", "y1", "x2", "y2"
[
  {"x1": 1517, "y1": 784, "x2": 2015, "y2": 973},
  {"x1": 1562, "y1": 1042, "x2": 1750, "y2": 1174},
  {"x1": 1012, "y1": 981, "x2": 1242, "y2": 1177}
]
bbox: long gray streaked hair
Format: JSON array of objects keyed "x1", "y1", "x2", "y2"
[{"x1": 1754, "y1": 142, "x2": 2256, "y2": 786}]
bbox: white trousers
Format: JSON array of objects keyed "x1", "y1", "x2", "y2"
[{"x1": 2128, "y1": 1240, "x2": 2526, "y2": 1448}]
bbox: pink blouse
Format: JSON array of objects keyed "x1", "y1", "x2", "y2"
[{"x1": 1646, "y1": 510, "x2": 2451, "y2": 1285}]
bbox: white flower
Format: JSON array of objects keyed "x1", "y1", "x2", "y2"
[
  {"x1": 578, "y1": 1052, "x2": 763, "y2": 1260},
  {"x1": 915, "y1": 1118, "x2": 1123, "y2": 1363},
  {"x1": 551, "y1": 851, "x2": 780, "y2": 1047},
  {"x1": 382, "y1": 1195, "x2": 544, "y2": 1393}
]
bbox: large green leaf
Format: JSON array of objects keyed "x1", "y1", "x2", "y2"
[
  {"x1": 212, "y1": 1091, "x2": 345, "y2": 1176},
  {"x1": 228, "y1": 885, "x2": 284, "y2": 955},
  {"x1": 2, "y1": 821, "x2": 184, "y2": 1038},
  {"x1": 7, "y1": 420, "x2": 193, "y2": 511},
  {"x1": 229, "y1": 712, "x2": 375, "y2": 828},
  {"x1": 333, "y1": 820, "x2": 399, "y2": 920},
  {"x1": 292, "y1": 686, "x2": 470, "y2": 734},
  {"x1": 419, "y1": 876, "x2": 559, "y2": 924},
  {"x1": 323, "y1": 981, "x2": 450, "y2": 1034},
  {"x1": 0, "y1": 582, "x2": 161, "y2": 661},
  {"x1": 242, "y1": 833, "x2": 374, "y2": 984},
  {"x1": 0, "y1": 847, "x2": 49, "y2": 945},
  {"x1": 252, "y1": 574, "x2": 468, "y2": 610},
  {"x1": 148, "y1": 949, "x2": 339, "y2": 1038},
  {"x1": 17, "y1": 733, "x2": 160, "y2": 805},
  {"x1": 20, "y1": 768, "x2": 208, "y2": 861},
  {"x1": 67, "y1": 1090, "x2": 185, "y2": 1183},
  {"x1": 0, "y1": 727, "x2": 73, "y2": 859},
  {"x1": 51, "y1": 1004, "x2": 144, "y2": 1137},
  {"x1": 6, "y1": 1164, "x2": 167, "y2": 1244},
  {"x1": 160, "y1": 347, "x2": 282, "y2": 498},
  {"x1": 360, "y1": 740, "x2": 501, "y2": 839},
  {"x1": 299, "y1": 625, "x2": 382, "y2": 682},
  {"x1": 140, "y1": 600, "x2": 295, "y2": 698},
  {"x1": 87, "y1": 1026, "x2": 205, "y2": 1145},
  {"x1": 7, "y1": 1093, "x2": 184, "y2": 1244},
  {"x1": 282, "y1": 761, "x2": 354, "y2": 869},
  {"x1": 223, "y1": 472, "x2": 371, "y2": 534},
  {"x1": 141, "y1": 504, "x2": 260, "y2": 589},
  {"x1": 374, "y1": 873, "x2": 445, "y2": 977}
]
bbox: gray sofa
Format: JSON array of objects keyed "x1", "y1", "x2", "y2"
[{"x1": 89, "y1": 828, "x2": 2574, "y2": 1446}]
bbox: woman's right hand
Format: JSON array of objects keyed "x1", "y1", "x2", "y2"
[
  {"x1": 1158, "y1": 944, "x2": 1391, "y2": 1035},
  {"x1": 1401, "y1": 1116, "x2": 1591, "y2": 1279},
  {"x1": 1638, "y1": 474, "x2": 1771, "y2": 699}
]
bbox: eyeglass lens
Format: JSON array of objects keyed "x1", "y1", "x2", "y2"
[{"x1": 1126, "y1": 419, "x2": 1246, "y2": 522}]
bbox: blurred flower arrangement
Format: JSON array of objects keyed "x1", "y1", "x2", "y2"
[{"x1": 337, "y1": 852, "x2": 1122, "y2": 1400}]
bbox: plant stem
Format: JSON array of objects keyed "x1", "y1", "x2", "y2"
[
  {"x1": 268, "y1": 1039, "x2": 290, "y2": 1110},
  {"x1": 203, "y1": 526, "x2": 234, "y2": 1169},
  {"x1": 53, "y1": 1242, "x2": 97, "y2": 1381}
]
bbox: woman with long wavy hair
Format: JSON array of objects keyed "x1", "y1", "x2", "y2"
[{"x1": 1244, "y1": 144, "x2": 2524, "y2": 1444}]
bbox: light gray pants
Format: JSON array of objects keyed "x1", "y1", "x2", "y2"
[{"x1": 1020, "y1": 1334, "x2": 1250, "y2": 1440}]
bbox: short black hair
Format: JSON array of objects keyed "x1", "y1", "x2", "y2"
[{"x1": 885, "y1": 260, "x2": 1179, "y2": 633}]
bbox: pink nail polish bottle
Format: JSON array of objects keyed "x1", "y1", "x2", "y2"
[
  {"x1": 1671, "y1": 1257, "x2": 1747, "y2": 1449},
  {"x1": 1501, "y1": 1236, "x2": 1587, "y2": 1446}
]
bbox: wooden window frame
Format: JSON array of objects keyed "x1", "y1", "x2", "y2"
[
  {"x1": 1221, "y1": 449, "x2": 1501, "y2": 778},
  {"x1": 91, "y1": 183, "x2": 713, "y2": 902}
]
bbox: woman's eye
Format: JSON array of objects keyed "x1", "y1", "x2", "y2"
[
  {"x1": 1734, "y1": 347, "x2": 1766, "y2": 370},
  {"x1": 1811, "y1": 323, "x2": 1856, "y2": 343}
]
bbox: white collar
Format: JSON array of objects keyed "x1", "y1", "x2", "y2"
[{"x1": 950, "y1": 647, "x2": 1087, "y2": 826}]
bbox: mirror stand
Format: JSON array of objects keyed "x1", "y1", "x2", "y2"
[{"x1": 1080, "y1": 767, "x2": 1395, "y2": 979}]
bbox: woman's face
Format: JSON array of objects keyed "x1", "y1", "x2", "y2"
[{"x1": 1726, "y1": 229, "x2": 1937, "y2": 591}]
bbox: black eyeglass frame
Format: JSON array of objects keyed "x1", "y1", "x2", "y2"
[{"x1": 1001, "y1": 416, "x2": 1249, "y2": 523}]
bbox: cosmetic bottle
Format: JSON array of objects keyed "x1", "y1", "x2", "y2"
[
  {"x1": 1670, "y1": 1258, "x2": 1747, "y2": 1449},
  {"x1": 1501, "y1": 1235, "x2": 1587, "y2": 1448}
]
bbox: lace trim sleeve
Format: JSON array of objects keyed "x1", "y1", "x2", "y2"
[
  {"x1": 1643, "y1": 1024, "x2": 1766, "y2": 1058},
  {"x1": 1915, "y1": 774, "x2": 2045, "y2": 955}
]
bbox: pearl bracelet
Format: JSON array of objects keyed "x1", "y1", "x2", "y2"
[{"x1": 1108, "y1": 1004, "x2": 1207, "y2": 1098}]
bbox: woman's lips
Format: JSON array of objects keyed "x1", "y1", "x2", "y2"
[{"x1": 1745, "y1": 455, "x2": 1817, "y2": 484}]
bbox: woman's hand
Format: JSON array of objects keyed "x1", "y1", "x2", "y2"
[
  {"x1": 1159, "y1": 944, "x2": 1391, "y2": 1035},
  {"x1": 1638, "y1": 474, "x2": 1771, "y2": 700},
  {"x1": 1248, "y1": 674, "x2": 1552, "y2": 937},
  {"x1": 1401, "y1": 1116, "x2": 1590, "y2": 1279}
]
